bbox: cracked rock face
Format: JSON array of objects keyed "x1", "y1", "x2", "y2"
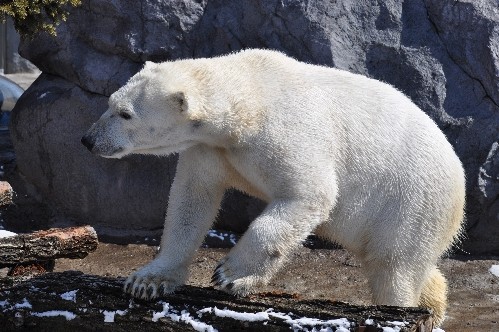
[{"x1": 11, "y1": 0, "x2": 499, "y2": 253}]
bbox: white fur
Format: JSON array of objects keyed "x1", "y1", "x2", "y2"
[{"x1": 82, "y1": 49, "x2": 465, "y2": 326}]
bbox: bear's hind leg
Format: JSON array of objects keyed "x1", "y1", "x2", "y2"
[
  {"x1": 363, "y1": 257, "x2": 447, "y2": 327},
  {"x1": 362, "y1": 258, "x2": 420, "y2": 308},
  {"x1": 418, "y1": 266, "x2": 447, "y2": 327}
]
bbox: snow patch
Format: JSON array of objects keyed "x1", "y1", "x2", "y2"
[
  {"x1": 382, "y1": 327, "x2": 401, "y2": 332},
  {"x1": 207, "y1": 230, "x2": 224, "y2": 241},
  {"x1": 489, "y1": 265, "x2": 499, "y2": 277},
  {"x1": 378, "y1": 321, "x2": 408, "y2": 332},
  {"x1": 265, "y1": 309, "x2": 351, "y2": 331},
  {"x1": 213, "y1": 307, "x2": 269, "y2": 321},
  {"x1": 31, "y1": 310, "x2": 76, "y2": 320},
  {"x1": 386, "y1": 321, "x2": 407, "y2": 326},
  {"x1": 0, "y1": 300, "x2": 9, "y2": 309},
  {"x1": 200, "y1": 307, "x2": 351, "y2": 331},
  {"x1": 0, "y1": 230, "x2": 16, "y2": 238},
  {"x1": 38, "y1": 92, "x2": 49, "y2": 100},
  {"x1": 151, "y1": 302, "x2": 170, "y2": 322},
  {"x1": 60, "y1": 289, "x2": 78, "y2": 302},
  {"x1": 102, "y1": 309, "x2": 127, "y2": 323},
  {"x1": 152, "y1": 302, "x2": 218, "y2": 332},
  {"x1": 13, "y1": 298, "x2": 32, "y2": 309},
  {"x1": 0, "y1": 298, "x2": 31, "y2": 311},
  {"x1": 207, "y1": 230, "x2": 238, "y2": 245},
  {"x1": 147, "y1": 301, "x2": 440, "y2": 332},
  {"x1": 198, "y1": 307, "x2": 212, "y2": 314}
]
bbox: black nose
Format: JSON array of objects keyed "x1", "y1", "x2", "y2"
[{"x1": 81, "y1": 135, "x2": 95, "y2": 151}]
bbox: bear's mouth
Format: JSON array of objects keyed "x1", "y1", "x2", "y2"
[
  {"x1": 96, "y1": 140, "x2": 199, "y2": 158},
  {"x1": 98, "y1": 147, "x2": 127, "y2": 159},
  {"x1": 131, "y1": 140, "x2": 198, "y2": 156}
]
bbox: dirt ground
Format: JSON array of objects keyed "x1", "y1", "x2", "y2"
[{"x1": 50, "y1": 243, "x2": 499, "y2": 331}]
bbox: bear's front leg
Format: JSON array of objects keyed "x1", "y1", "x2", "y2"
[
  {"x1": 124, "y1": 148, "x2": 226, "y2": 300},
  {"x1": 213, "y1": 199, "x2": 330, "y2": 296}
]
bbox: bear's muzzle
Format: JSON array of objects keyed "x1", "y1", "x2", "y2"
[{"x1": 81, "y1": 135, "x2": 95, "y2": 152}]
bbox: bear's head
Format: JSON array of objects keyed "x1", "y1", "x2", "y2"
[{"x1": 81, "y1": 61, "x2": 207, "y2": 158}]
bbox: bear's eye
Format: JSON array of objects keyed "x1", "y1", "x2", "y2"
[{"x1": 119, "y1": 111, "x2": 132, "y2": 120}]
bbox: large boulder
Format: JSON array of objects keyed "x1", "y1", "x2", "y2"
[
  {"x1": 11, "y1": 0, "x2": 499, "y2": 253},
  {"x1": 10, "y1": 74, "x2": 175, "y2": 239}
]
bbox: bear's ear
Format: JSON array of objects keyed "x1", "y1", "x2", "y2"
[
  {"x1": 172, "y1": 91, "x2": 203, "y2": 123},
  {"x1": 143, "y1": 61, "x2": 156, "y2": 70},
  {"x1": 173, "y1": 91, "x2": 189, "y2": 113}
]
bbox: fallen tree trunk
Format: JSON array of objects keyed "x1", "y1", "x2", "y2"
[
  {"x1": 0, "y1": 271, "x2": 433, "y2": 331},
  {"x1": 0, "y1": 181, "x2": 13, "y2": 207},
  {"x1": 0, "y1": 226, "x2": 98, "y2": 267}
]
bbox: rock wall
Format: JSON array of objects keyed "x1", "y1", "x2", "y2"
[
  {"x1": 11, "y1": 0, "x2": 499, "y2": 253},
  {"x1": 0, "y1": 18, "x2": 38, "y2": 74}
]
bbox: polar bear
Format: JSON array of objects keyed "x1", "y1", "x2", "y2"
[{"x1": 81, "y1": 49, "x2": 464, "y2": 325}]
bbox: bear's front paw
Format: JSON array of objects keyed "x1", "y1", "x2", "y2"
[
  {"x1": 211, "y1": 257, "x2": 264, "y2": 296},
  {"x1": 123, "y1": 262, "x2": 186, "y2": 300}
]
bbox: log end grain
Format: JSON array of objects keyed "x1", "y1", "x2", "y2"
[{"x1": 0, "y1": 181, "x2": 13, "y2": 207}]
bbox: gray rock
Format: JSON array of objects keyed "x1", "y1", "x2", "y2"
[
  {"x1": 475, "y1": 142, "x2": 499, "y2": 253},
  {"x1": 425, "y1": 0, "x2": 499, "y2": 108},
  {"x1": 479, "y1": 142, "x2": 499, "y2": 206},
  {"x1": 11, "y1": 0, "x2": 499, "y2": 253},
  {"x1": 2, "y1": 18, "x2": 38, "y2": 74},
  {"x1": 18, "y1": 0, "x2": 207, "y2": 96},
  {"x1": 10, "y1": 74, "x2": 175, "y2": 238}
]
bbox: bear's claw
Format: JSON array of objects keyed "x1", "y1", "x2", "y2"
[
  {"x1": 138, "y1": 285, "x2": 146, "y2": 299},
  {"x1": 211, "y1": 266, "x2": 226, "y2": 287},
  {"x1": 146, "y1": 285, "x2": 156, "y2": 299},
  {"x1": 158, "y1": 283, "x2": 166, "y2": 295},
  {"x1": 124, "y1": 276, "x2": 179, "y2": 300},
  {"x1": 211, "y1": 258, "x2": 263, "y2": 296},
  {"x1": 211, "y1": 268, "x2": 225, "y2": 286},
  {"x1": 124, "y1": 280, "x2": 132, "y2": 293},
  {"x1": 123, "y1": 263, "x2": 186, "y2": 301}
]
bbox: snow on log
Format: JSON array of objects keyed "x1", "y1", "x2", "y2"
[
  {"x1": 0, "y1": 271, "x2": 433, "y2": 331},
  {"x1": 0, "y1": 226, "x2": 98, "y2": 267}
]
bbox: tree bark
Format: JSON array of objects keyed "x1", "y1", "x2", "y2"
[
  {"x1": 0, "y1": 271, "x2": 433, "y2": 331},
  {"x1": 0, "y1": 226, "x2": 98, "y2": 267},
  {"x1": 0, "y1": 181, "x2": 13, "y2": 207}
]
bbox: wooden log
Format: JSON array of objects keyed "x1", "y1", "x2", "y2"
[
  {"x1": 0, "y1": 271, "x2": 433, "y2": 331},
  {"x1": 0, "y1": 181, "x2": 13, "y2": 207},
  {"x1": 0, "y1": 226, "x2": 98, "y2": 267}
]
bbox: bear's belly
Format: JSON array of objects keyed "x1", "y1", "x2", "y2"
[{"x1": 315, "y1": 182, "x2": 405, "y2": 255}]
